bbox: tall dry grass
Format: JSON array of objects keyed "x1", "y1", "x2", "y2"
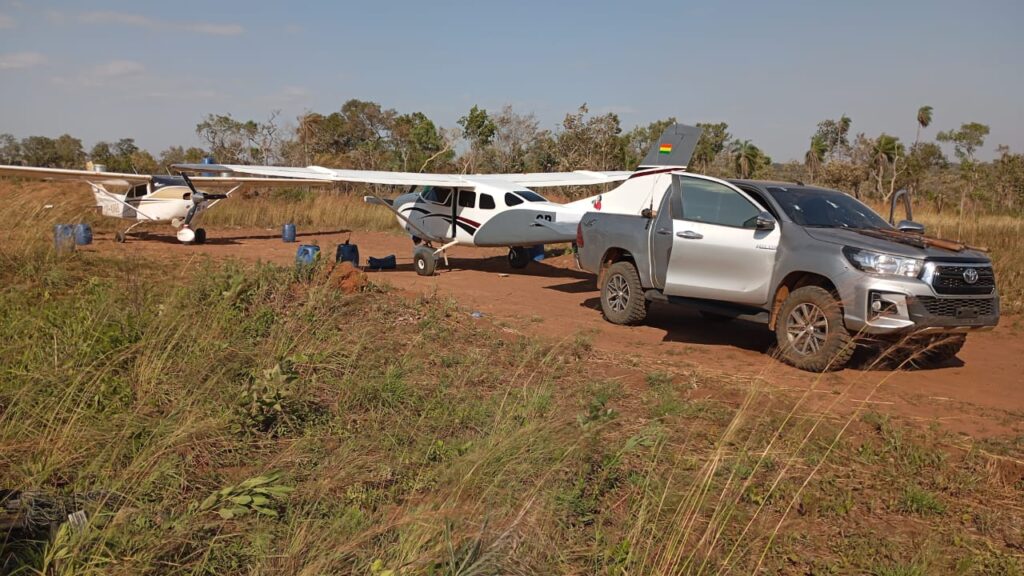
[{"x1": 1, "y1": 178, "x2": 1022, "y2": 575}]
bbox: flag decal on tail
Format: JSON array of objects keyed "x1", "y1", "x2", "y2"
[{"x1": 659, "y1": 143, "x2": 673, "y2": 154}]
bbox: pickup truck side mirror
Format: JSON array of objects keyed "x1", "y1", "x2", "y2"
[
  {"x1": 754, "y1": 211, "x2": 776, "y2": 231},
  {"x1": 897, "y1": 220, "x2": 925, "y2": 234}
]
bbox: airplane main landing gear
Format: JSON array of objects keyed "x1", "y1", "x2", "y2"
[
  {"x1": 413, "y1": 245, "x2": 437, "y2": 276},
  {"x1": 508, "y1": 246, "x2": 530, "y2": 269}
]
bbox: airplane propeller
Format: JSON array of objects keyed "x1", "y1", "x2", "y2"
[{"x1": 176, "y1": 172, "x2": 227, "y2": 243}]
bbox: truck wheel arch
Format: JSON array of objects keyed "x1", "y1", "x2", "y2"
[
  {"x1": 598, "y1": 248, "x2": 635, "y2": 287},
  {"x1": 770, "y1": 272, "x2": 841, "y2": 330}
]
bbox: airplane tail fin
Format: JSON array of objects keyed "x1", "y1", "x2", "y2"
[{"x1": 638, "y1": 123, "x2": 703, "y2": 169}]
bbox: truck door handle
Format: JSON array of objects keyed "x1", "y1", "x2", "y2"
[
  {"x1": 677, "y1": 230, "x2": 703, "y2": 239},
  {"x1": 656, "y1": 228, "x2": 672, "y2": 235}
]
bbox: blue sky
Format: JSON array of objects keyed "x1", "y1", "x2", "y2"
[{"x1": 1, "y1": 0, "x2": 1021, "y2": 162}]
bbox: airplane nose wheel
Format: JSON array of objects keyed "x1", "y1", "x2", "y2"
[
  {"x1": 413, "y1": 246, "x2": 437, "y2": 276},
  {"x1": 508, "y1": 247, "x2": 530, "y2": 269},
  {"x1": 115, "y1": 231, "x2": 126, "y2": 243}
]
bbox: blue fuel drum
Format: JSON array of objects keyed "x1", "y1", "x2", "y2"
[
  {"x1": 53, "y1": 224, "x2": 75, "y2": 252},
  {"x1": 282, "y1": 223, "x2": 296, "y2": 242}
]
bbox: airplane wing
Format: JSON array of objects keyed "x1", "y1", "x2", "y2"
[
  {"x1": 0, "y1": 164, "x2": 153, "y2": 185},
  {"x1": 188, "y1": 176, "x2": 335, "y2": 189},
  {"x1": 173, "y1": 163, "x2": 632, "y2": 189}
]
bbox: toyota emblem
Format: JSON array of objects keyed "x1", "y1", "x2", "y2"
[{"x1": 962, "y1": 268, "x2": 979, "y2": 284}]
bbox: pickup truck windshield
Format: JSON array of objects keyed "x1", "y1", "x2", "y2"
[{"x1": 767, "y1": 187, "x2": 891, "y2": 230}]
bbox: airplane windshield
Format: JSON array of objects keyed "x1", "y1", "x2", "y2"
[{"x1": 420, "y1": 186, "x2": 453, "y2": 206}]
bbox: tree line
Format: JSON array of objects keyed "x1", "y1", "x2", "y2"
[{"x1": 2, "y1": 101, "x2": 1022, "y2": 213}]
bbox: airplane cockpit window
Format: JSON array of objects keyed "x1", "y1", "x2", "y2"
[
  {"x1": 420, "y1": 186, "x2": 453, "y2": 206},
  {"x1": 127, "y1": 184, "x2": 149, "y2": 198},
  {"x1": 458, "y1": 190, "x2": 477, "y2": 208},
  {"x1": 516, "y1": 190, "x2": 547, "y2": 202},
  {"x1": 479, "y1": 193, "x2": 495, "y2": 209},
  {"x1": 504, "y1": 192, "x2": 524, "y2": 206}
]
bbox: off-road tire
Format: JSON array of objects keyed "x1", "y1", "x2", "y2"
[
  {"x1": 413, "y1": 246, "x2": 436, "y2": 276},
  {"x1": 508, "y1": 246, "x2": 530, "y2": 269},
  {"x1": 601, "y1": 261, "x2": 649, "y2": 325},
  {"x1": 774, "y1": 286, "x2": 854, "y2": 372}
]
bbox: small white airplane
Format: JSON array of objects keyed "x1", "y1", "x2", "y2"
[
  {"x1": 176, "y1": 124, "x2": 702, "y2": 274},
  {"x1": 0, "y1": 164, "x2": 326, "y2": 243}
]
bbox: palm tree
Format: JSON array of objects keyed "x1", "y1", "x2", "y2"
[
  {"x1": 730, "y1": 139, "x2": 759, "y2": 178},
  {"x1": 872, "y1": 134, "x2": 904, "y2": 198},
  {"x1": 915, "y1": 105, "x2": 933, "y2": 146},
  {"x1": 804, "y1": 135, "x2": 827, "y2": 183}
]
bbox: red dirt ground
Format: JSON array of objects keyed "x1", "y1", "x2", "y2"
[{"x1": 78, "y1": 225, "x2": 1024, "y2": 440}]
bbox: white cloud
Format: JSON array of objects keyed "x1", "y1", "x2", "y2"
[
  {"x1": 78, "y1": 11, "x2": 243, "y2": 36},
  {"x1": 79, "y1": 11, "x2": 151, "y2": 26},
  {"x1": 94, "y1": 60, "x2": 146, "y2": 79},
  {"x1": 0, "y1": 51, "x2": 46, "y2": 70},
  {"x1": 51, "y1": 59, "x2": 145, "y2": 87},
  {"x1": 0, "y1": 13, "x2": 14, "y2": 28},
  {"x1": 283, "y1": 86, "x2": 310, "y2": 98},
  {"x1": 185, "y1": 22, "x2": 243, "y2": 36}
]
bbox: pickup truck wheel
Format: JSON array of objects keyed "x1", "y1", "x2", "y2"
[
  {"x1": 601, "y1": 261, "x2": 648, "y2": 325},
  {"x1": 775, "y1": 286, "x2": 853, "y2": 372}
]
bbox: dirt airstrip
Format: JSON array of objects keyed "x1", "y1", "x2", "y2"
[{"x1": 73, "y1": 225, "x2": 1024, "y2": 441}]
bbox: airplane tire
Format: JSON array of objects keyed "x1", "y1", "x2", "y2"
[
  {"x1": 508, "y1": 247, "x2": 530, "y2": 269},
  {"x1": 194, "y1": 228, "x2": 207, "y2": 245},
  {"x1": 115, "y1": 231, "x2": 126, "y2": 243},
  {"x1": 413, "y1": 246, "x2": 436, "y2": 276}
]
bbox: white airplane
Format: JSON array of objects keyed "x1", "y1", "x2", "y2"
[
  {"x1": 175, "y1": 124, "x2": 702, "y2": 274},
  {"x1": 0, "y1": 165, "x2": 326, "y2": 243}
]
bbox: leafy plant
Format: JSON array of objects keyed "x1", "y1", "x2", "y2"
[
  {"x1": 237, "y1": 362, "x2": 297, "y2": 433},
  {"x1": 194, "y1": 471, "x2": 294, "y2": 519}
]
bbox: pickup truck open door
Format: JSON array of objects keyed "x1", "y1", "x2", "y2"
[{"x1": 652, "y1": 175, "x2": 780, "y2": 306}]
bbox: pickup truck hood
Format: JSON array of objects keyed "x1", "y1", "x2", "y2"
[{"x1": 802, "y1": 227, "x2": 991, "y2": 262}]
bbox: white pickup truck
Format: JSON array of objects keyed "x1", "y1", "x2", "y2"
[{"x1": 576, "y1": 173, "x2": 1000, "y2": 371}]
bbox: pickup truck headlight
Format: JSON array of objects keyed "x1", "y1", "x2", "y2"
[{"x1": 842, "y1": 247, "x2": 923, "y2": 278}]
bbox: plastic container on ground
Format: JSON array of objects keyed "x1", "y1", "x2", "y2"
[
  {"x1": 295, "y1": 244, "x2": 321, "y2": 266},
  {"x1": 282, "y1": 223, "x2": 296, "y2": 243},
  {"x1": 336, "y1": 242, "x2": 359, "y2": 266},
  {"x1": 53, "y1": 224, "x2": 75, "y2": 252},
  {"x1": 73, "y1": 223, "x2": 93, "y2": 245}
]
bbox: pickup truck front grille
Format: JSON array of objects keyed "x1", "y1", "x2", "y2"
[
  {"x1": 916, "y1": 296, "x2": 997, "y2": 318},
  {"x1": 930, "y1": 265, "x2": 995, "y2": 295}
]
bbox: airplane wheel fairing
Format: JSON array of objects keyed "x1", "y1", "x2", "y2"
[
  {"x1": 508, "y1": 247, "x2": 530, "y2": 269},
  {"x1": 194, "y1": 228, "x2": 207, "y2": 244},
  {"x1": 176, "y1": 227, "x2": 196, "y2": 244},
  {"x1": 413, "y1": 246, "x2": 436, "y2": 276}
]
